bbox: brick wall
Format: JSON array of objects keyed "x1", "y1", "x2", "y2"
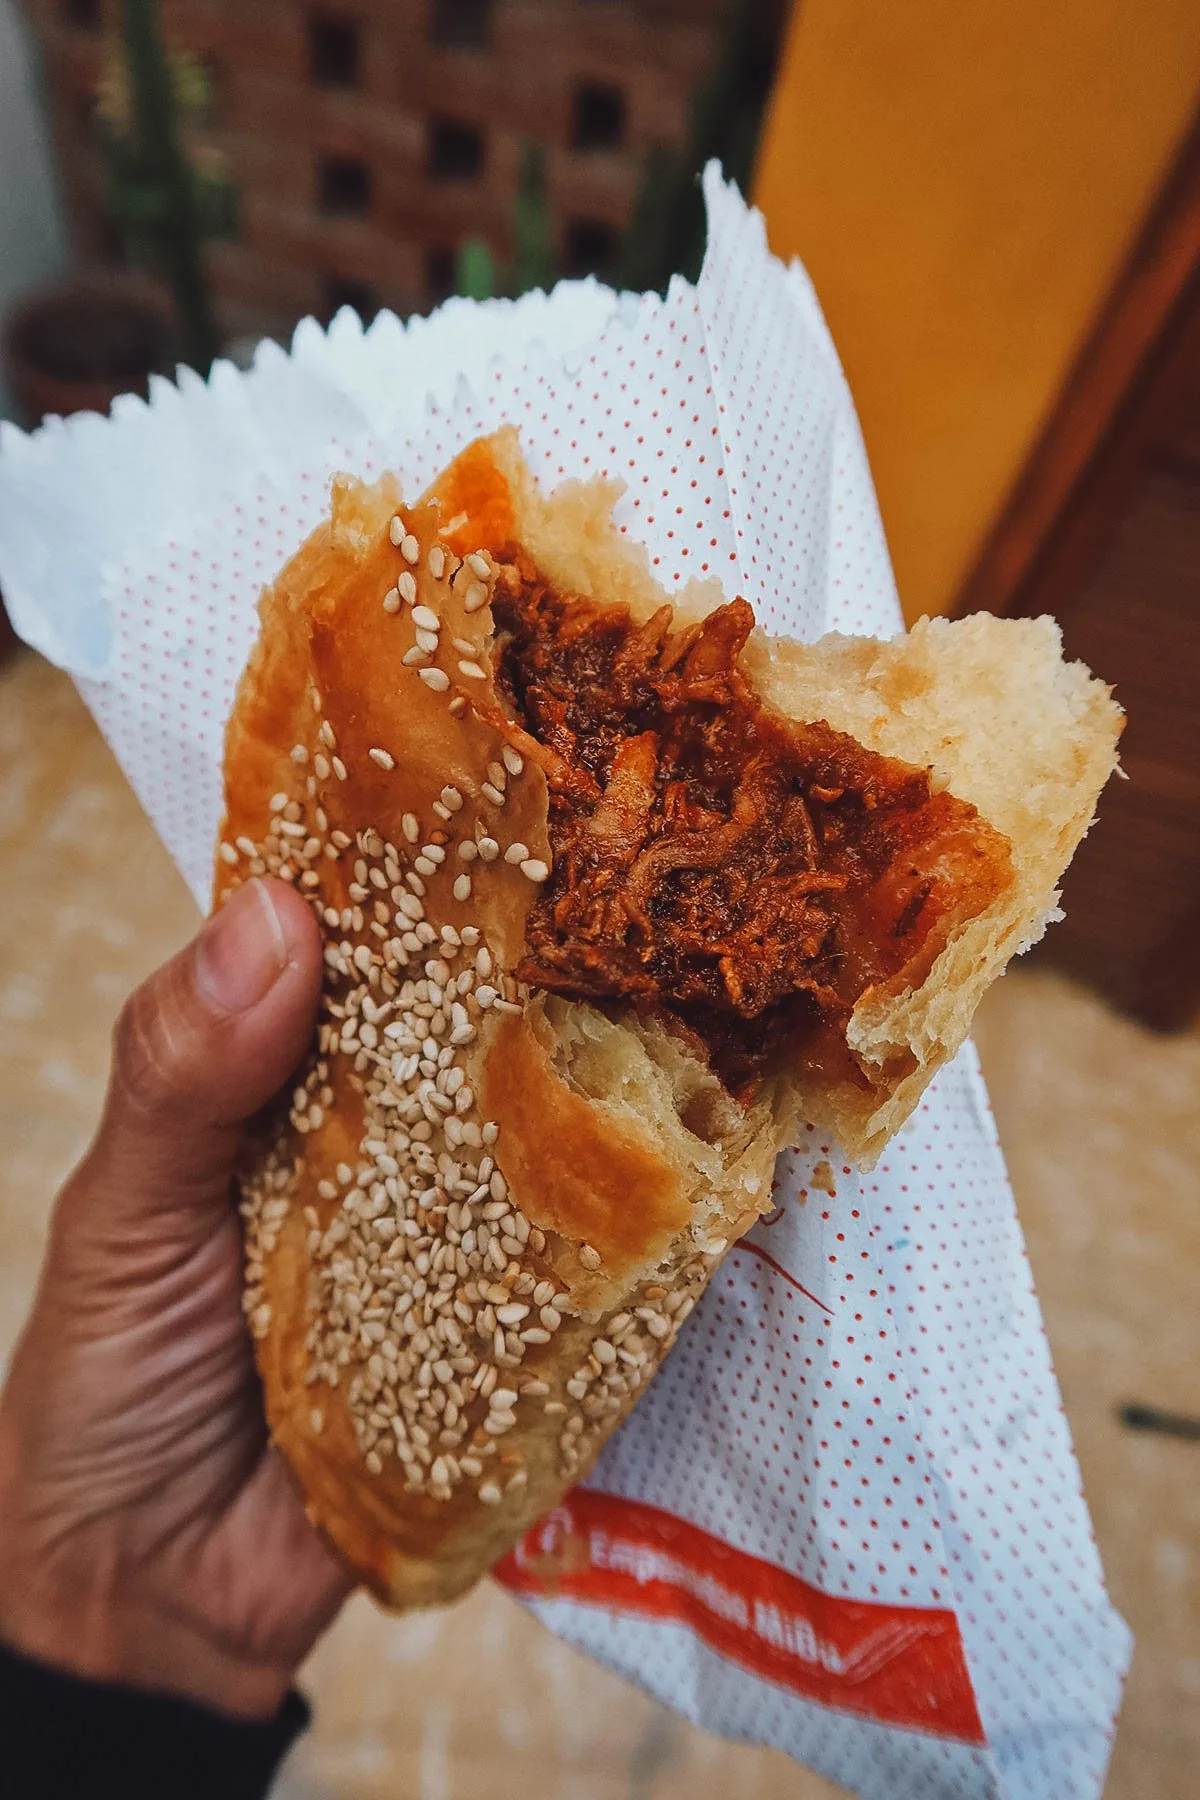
[{"x1": 25, "y1": 0, "x2": 732, "y2": 341}]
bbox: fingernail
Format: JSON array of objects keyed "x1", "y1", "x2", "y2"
[{"x1": 196, "y1": 878, "x2": 289, "y2": 1014}]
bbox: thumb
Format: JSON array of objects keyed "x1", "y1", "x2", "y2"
[{"x1": 76, "y1": 877, "x2": 322, "y2": 1234}]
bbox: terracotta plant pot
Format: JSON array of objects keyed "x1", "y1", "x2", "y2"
[{"x1": 2, "y1": 271, "x2": 176, "y2": 429}]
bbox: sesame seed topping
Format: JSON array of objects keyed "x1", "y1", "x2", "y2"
[
  {"x1": 481, "y1": 783, "x2": 505, "y2": 808},
  {"x1": 290, "y1": 744, "x2": 308, "y2": 763},
  {"x1": 428, "y1": 545, "x2": 446, "y2": 580},
  {"x1": 458, "y1": 660, "x2": 488, "y2": 682},
  {"x1": 464, "y1": 582, "x2": 489, "y2": 613},
  {"x1": 452, "y1": 636, "x2": 476, "y2": 656},
  {"x1": 402, "y1": 646, "x2": 431, "y2": 668},
  {"x1": 502, "y1": 746, "x2": 524, "y2": 776},
  {"x1": 313, "y1": 753, "x2": 331, "y2": 780},
  {"x1": 219, "y1": 841, "x2": 238, "y2": 865},
  {"x1": 419, "y1": 667, "x2": 450, "y2": 692},
  {"x1": 398, "y1": 571, "x2": 417, "y2": 604},
  {"x1": 466, "y1": 551, "x2": 491, "y2": 580},
  {"x1": 233, "y1": 741, "x2": 684, "y2": 1508},
  {"x1": 504, "y1": 842, "x2": 529, "y2": 865},
  {"x1": 332, "y1": 756, "x2": 348, "y2": 781},
  {"x1": 520, "y1": 858, "x2": 550, "y2": 883},
  {"x1": 448, "y1": 695, "x2": 469, "y2": 717},
  {"x1": 412, "y1": 604, "x2": 440, "y2": 632},
  {"x1": 382, "y1": 587, "x2": 402, "y2": 614},
  {"x1": 369, "y1": 747, "x2": 395, "y2": 770},
  {"x1": 401, "y1": 533, "x2": 420, "y2": 564},
  {"x1": 415, "y1": 629, "x2": 440, "y2": 655},
  {"x1": 389, "y1": 516, "x2": 405, "y2": 545}
]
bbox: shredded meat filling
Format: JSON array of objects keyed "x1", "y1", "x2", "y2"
[{"x1": 490, "y1": 551, "x2": 1013, "y2": 1099}]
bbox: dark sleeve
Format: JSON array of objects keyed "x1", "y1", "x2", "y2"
[{"x1": 0, "y1": 1640, "x2": 310, "y2": 1800}]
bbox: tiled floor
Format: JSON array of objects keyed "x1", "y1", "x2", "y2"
[{"x1": 1, "y1": 649, "x2": 1197, "y2": 1800}]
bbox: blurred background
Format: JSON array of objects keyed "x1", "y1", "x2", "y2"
[{"x1": 1, "y1": 2, "x2": 1199, "y2": 1796}]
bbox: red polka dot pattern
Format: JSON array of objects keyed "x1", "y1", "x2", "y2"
[
  {"x1": 550, "y1": 1049, "x2": 1129, "y2": 1797},
  {"x1": 7, "y1": 167, "x2": 1129, "y2": 1799}
]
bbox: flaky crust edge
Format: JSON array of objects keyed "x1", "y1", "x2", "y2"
[{"x1": 219, "y1": 429, "x2": 1121, "y2": 1608}]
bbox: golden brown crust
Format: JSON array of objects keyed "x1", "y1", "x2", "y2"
[{"x1": 218, "y1": 428, "x2": 1122, "y2": 1609}]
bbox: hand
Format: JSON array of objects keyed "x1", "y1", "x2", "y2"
[{"x1": 0, "y1": 878, "x2": 351, "y2": 1719}]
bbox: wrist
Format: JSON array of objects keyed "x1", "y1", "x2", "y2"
[
  {"x1": 0, "y1": 1518, "x2": 291, "y2": 1723},
  {"x1": 0, "y1": 1581, "x2": 293, "y2": 1721}
]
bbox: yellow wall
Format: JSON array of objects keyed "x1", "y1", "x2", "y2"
[{"x1": 755, "y1": 2, "x2": 1200, "y2": 620}]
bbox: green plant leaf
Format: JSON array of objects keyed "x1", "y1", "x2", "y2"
[
  {"x1": 512, "y1": 141, "x2": 554, "y2": 295},
  {"x1": 456, "y1": 238, "x2": 497, "y2": 302}
]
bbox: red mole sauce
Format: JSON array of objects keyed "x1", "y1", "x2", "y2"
[{"x1": 490, "y1": 551, "x2": 1012, "y2": 1100}]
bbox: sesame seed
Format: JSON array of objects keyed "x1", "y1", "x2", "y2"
[
  {"x1": 389, "y1": 516, "x2": 405, "y2": 545},
  {"x1": 520, "y1": 858, "x2": 550, "y2": 883},
  {"x1": 383, "y1": 587, "x2": 402, "y2": 614},
  {"x1": 419, "y1": 667, "x2": 450, "y2": 692},
  {"x1": 464, "y1": 582, "x2": 489, "y2": 613},
  {"x1": 458, "y1": 660, "x2": 488, "y2": 682},
  {"x1": 402, "y1": 813, "x2": 420, "y2": 843},
  {"x1": 580, "y1": 1243, "x2": 602, "y2": 1270},
  {"x1": 440, "y1": 785, "x2": 463, "y2": 812},
  {"x1": 402, "y1": 646, "x2": 431, "y2": 668},
  {"x1": 290, "y1": 744, "x2": 308, "y2": 763},
  {"x1": 487, "y1": 762, "x2": 507, "y2": 790},
  {"x1": 477, "y1": 837, "x2": 500, "y2": 862},
  {"x1": 369, "y1": 747, "x2": 395, "y2": 770},
  {"x1": 466, "y1": 551, "x2": 490, "y2": 580},
  {"x1": 219, "y1": 841, "x2": 238, "y2": 865},
  {"x1": 448, "y1": 694, "x2": 469, "y2": 718},
  {"x1": 504, "y1": 842, "x2": 529, "y2": 865},
  {"x1": 453, "y1": 874, "x2": 472, "y2": 902},
  {"x1": 416, "y1": 629, "x2": 441, "y2": 655},
  {"x1": 428, "y1": 545, "x2": 446, "y2": 580},
  {"x1": 478, "y1": 1481, "x2": 503, "y2": 1505},
  {"x1": 414, "y1": 856, "x2": 437, "y2": 877},
  {"x1": 452, "y1": 636, "x2": 476, "y2": 656},
  {"x1": 401, "y1": 533, "x2": 420, "y2": 564},
  {"x1": 457, "y1": 841, "x2": 478, "y2": 863},
  {"x1": 313, "y1": 753, "x2": 331, "y2": 780},
  {"x1": 412, "y1": 604, "x2": 440, "y2": 632},
  {"x1": 332, "y1": 757, "x2": 348, "y2": 781},
  {"x1": 502, "y1": 746, "x2": 524, "y2": 776},
  {"x1": 475, "y1": 985, "x2": 497, "y2": 1009},
  {"x1": 420, "y1": 843, "x2": 446, "y2": 864}
]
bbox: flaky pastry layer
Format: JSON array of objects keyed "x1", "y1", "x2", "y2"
[{"x1": 217, "y1": 430, "x2": 1121, "y2": 1606}]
